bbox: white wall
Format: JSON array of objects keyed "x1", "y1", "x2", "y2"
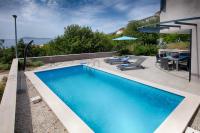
[
  {"x1": 191, "y1": 26, "x2": 200, "y2": 82},
  {"x1": 160, "y1": 0, "x2": 200, "y2": 22}
]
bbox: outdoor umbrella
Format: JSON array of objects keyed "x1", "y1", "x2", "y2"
[
  {"x1": 112, "y1": 36, "x2": 137, "y2": 50},
  {"x1": 112, "y1": 36, "x2": 137, "y2": 41}
]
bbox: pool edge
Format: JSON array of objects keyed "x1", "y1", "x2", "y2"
[{"x1": 25, "y1": 64, "x2": 200, "y2": 133}]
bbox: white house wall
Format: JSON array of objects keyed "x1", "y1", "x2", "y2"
[
  {"x1": 160, "y1": 0, "x2": 200, "y2": 21},
  {"x1": 191, "y1": 25, "x2": 200, "y2": 82}
]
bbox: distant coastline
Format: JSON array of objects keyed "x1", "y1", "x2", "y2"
[{"x1": 0, "y1": 37, "x2": 52, "y2": 47}]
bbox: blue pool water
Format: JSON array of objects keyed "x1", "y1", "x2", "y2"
[{"x1": 35, "y1": 65, "x2": 184, "y2": 133}]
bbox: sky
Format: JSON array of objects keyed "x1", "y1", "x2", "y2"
[{"x1": 0, "y1": 0, "x2": 160, "y2": 39}]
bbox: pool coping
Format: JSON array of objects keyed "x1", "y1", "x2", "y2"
[{"x1": 25, "y1": 64, "x2": 200, "y2": 133}]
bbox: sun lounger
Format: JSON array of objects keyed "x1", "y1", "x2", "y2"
[
  {"x1": 104, "y1": 56, "x2": 130, "y2": 65},
  {"x1": 117, "y1": 57, "x2": 145, "y2": 71}
]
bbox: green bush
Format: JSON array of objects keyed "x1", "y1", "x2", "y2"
[
  {"x1": 161, "y1": 33, "x2": 190, "y2": 43},
  {"x1": 124, "y1": 18, "x2": 159, "y2": 45},
  {"x1": 0, "y1": 63, "x2": 10, "y2": 71},
  {"x1": 43, "y1": 25, "x2": 114, "y2": 55},
  {"x1": 0, "y1": 47, "x2": 15, "y2": 64},
  {"x1": 0, "y1": 76, "x2": 7, "y2": 101},
  {"x1": 166, "y1": 42, "x2": 189, "y2": 50},
  {"x1": 0, "y1": 23, "x2": 162, "y2": 63},
  {"x1": 18, "y1": 60, "x2": 44, "y2": 69},
  {"x1": 133, "y1": 45, "x2": 158, "y2": 56},
  {"x1": 113, "y1": 42, "x2": 158, "y2": 56},
  {"x1": 25, "y1": 60, "x2": 44, "y2": 67},
  {"x1": 118, "y1": 48, "x2": 132, "y2": 56},
  {"x1": 30, "y1": 61, "x2": 44, "y2": 67}
]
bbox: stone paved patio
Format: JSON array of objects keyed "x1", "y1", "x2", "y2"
[{"x1": 33, "y1": 56, "x2": 200, "y2": 95}]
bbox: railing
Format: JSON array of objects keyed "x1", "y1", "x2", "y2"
[{"x1": 0, "y1": 59, "x2": 18, "y2": 133}]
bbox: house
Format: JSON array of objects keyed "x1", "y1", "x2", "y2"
[
  {"x1": 139, "y1": 0, "x2": 200, "y2": 82},
  {"x1": 116, "y1": 28, "x2": 124, "y2": 35},
  {"x1": 112, "y1": 27, "x2": 125, "y2": 35}
]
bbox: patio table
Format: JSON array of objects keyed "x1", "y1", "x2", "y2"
[{"x1": 164, "y1": 56, "x2": 189, "y2": 71}]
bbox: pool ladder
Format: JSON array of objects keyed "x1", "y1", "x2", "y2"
[
  {"x1": 84, "y1": 59, "x2": 99, "y2": 72},
  {"x1": 84, "y1": 65, "x2": 94, "y2": 74}
]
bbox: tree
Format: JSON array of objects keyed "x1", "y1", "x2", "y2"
[
  {"x1": 0, "y1": 39, "x2": 5, "y2": 58},
  {"x1": 161, "y1": 33, "x2": 190, "y2": 43},
  {"x1": 17, "y1": 39, "x2": 26, "y2": 58},
  {"x1": 0, "y1": 46, "x2": 15, "y2": 64},
  {"x1": 0, "y1": 39, "x2": 4, "y2": 48},
  {"x1": 124, "y1": 18, "x2": 159, "y2": 45},
  {"x1": 44, "y1": 24, "x2": 113, "y2": 55}
]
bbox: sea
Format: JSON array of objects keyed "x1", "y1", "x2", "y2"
[{"x1": 0, "y1": 37, "x2": 52, "y2": 48}]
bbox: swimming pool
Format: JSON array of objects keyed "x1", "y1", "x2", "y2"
[{"x1": 35, "y1": 65, "x2": 184, "y2": 133}]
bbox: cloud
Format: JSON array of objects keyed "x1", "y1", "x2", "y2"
[
  {"x1": 114, "y1": 3, "x2": 130, "y2": 11},
  {"x1": 0, "y1": 0, "x2": 160, "y2": 38},
  {"x1": 0, "y1": 1, "x2": 64, "y2": 38},
  {"x1": 61, "y1": 4, "x2": 126, "y2": 33},
  {"x1": 128, "y1": 4, "x2": 160, "y2": 20},
  {"x1": 46, "y1": 0, "x2": 59, "y2": 8}
]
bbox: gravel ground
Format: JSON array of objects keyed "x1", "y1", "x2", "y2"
[
  {"x1": 190, "y1": 106, "x2": 200, "y2": 131},
  {"x1": 0, "y1": 74, "x2": 8, "y2": 81},
  {"x1": 15, "y1": 72, "x2": 68, "y2": 133}
]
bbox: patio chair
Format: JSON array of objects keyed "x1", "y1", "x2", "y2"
[
  {"x1": 156, "y1": 53, "x2": 167, "y2": 63},
  {"x1": 178, "y1": 58, "x2": 190, "y2": 71},
  {"x1": 104, "y1": 56, "x2": 130, "y2": 65},
  {"x1": 117, "y1": 57, "x2": 146, "y2": 71},
  {"x1": 160, "y1": 53, "x2": 167, "y2": 57},
  {"x1": 156, "y1": 54, "x2": 161, "y2": 63},
  {"x1": 160, "y1": 58, "x2": 174, "y2": 70}
]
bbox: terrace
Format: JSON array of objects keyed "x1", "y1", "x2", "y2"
[{"x1": 1, "y1": 53, "x2": 199, "y2": 133}]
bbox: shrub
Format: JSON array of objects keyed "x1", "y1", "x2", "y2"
[
  {"x1": 133, "y1": 44, "x2": 158, "y2": 56},
  {"x1": 161, "y1": 34, "x2": 190, "y2": 43},
  {"x1": 18, "y1": 60, "x2": 44, "y2": 69},
  {"x1": 43, "y1": 25, "x2": 114, "y2": 55},
  {"x1": 118, "y1": 48, "x2": 132, "y2": 55},
  {"x1": 30, "y1": 61, "x2": 44, "y2": 67},
  {"x1": 166, "y1": 42, "x2": 189, "y2": 50},
  {"x1": 0, "y1": 76, "x2": 7, "y2": 101},
  {"x1": 26, "y1": 60, "x2": 44, "y2": 67},
  {"x1": 0, "y1": 63, "x2": 10, "y2": 71},
  {"x1": 0, "y1": 47, "x2": 15, "y2": 64}
]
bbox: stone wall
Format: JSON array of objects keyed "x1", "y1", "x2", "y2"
[{"x1": 26, "y1": 52, "x2": 116, "y2": 63}]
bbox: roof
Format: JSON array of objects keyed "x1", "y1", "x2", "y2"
[{"x1": 138, "y1": 16, "x2": 200, "y2": 34}]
